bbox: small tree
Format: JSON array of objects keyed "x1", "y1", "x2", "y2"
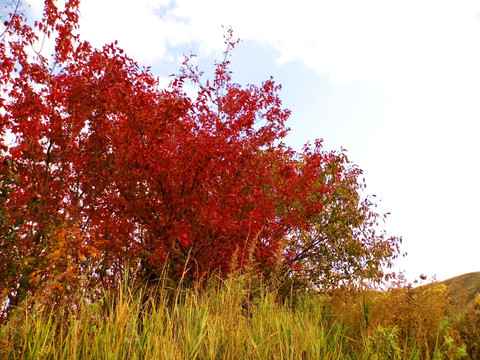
[{"x1": 281, "y1": 146, "x2": 401, "y2": 290}]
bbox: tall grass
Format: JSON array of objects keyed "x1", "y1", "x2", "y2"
[{"x1": 0, "y1": 273, "x2": 473, "y2": 359}]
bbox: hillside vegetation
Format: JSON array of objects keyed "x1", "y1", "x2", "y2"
[{"x1": 419, "y1": 272, "x2": 480, "y2": 309}]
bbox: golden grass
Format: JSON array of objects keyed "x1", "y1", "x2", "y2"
[{"x1": 0, "y1": 273, "x2": 477, "y2": 359}]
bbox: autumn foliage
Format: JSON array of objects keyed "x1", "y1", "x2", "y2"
[{"x1": 0, "y1": 0, "x2": 400, "y2": 314}]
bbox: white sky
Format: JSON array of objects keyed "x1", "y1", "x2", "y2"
[{"x1": 24, "y1": 0, "x2": 480, "y2": 283}]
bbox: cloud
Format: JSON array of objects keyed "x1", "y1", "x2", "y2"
[
  {"x1": 69, "y1": 0, "x2": 480, "y2": 146},
  {"x1": 26, "y1": 1, "x2": 480, "y2": 86},
  {"x1": 27, "y1": 1, "x2": 480, "y2": 97}
]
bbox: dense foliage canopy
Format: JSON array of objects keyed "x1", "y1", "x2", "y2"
[{"x1": 0, "y1": 0, "x2": 401, "y2": 315}]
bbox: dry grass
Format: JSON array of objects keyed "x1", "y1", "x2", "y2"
[{"x1": 0, "y1": 272, "x2": 478, "y2": 359}]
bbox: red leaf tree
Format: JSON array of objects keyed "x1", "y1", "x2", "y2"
[{"x1": 0, "y1": 1, "x2": 401, "y2": 313}]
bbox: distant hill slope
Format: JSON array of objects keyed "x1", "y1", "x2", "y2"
[{"x1": 419, "y1": 272, "x2": 480, "y2": 309}]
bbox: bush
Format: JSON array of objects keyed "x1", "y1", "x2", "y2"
[{"x1": 455, "y1": 293, "x2": 480, "y2": 359}]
